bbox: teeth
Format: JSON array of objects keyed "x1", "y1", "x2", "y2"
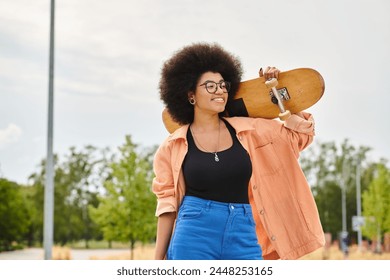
[{"x1": 213, "y1": 98, "x2": 224, "y2": 102}]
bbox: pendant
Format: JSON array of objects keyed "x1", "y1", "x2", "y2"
[{"x1": 214, "y1": 153, "x2": 219, "y2": 162}]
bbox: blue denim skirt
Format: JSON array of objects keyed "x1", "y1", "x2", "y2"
[{"x1": 167, "y1": 195, "x2": 262, "y2": 260}]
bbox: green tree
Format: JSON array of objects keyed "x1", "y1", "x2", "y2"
[
  {"x1": 300, "y1": 139, "x2": 372, "y2": 240},
  {"x1": 28, "y1": 146, "x2": 107, "y2": 246},
  {"x1": 90, "y1": 136, "x2": 157, "y2": 259},
  {"x1": 57, "y1": 145, "x2": 106, "y2": 247},
  {"x1": 362, "y1": 163, "x2": 390, "y2": 252},
  {"x1": 20, "y1": 184, "x2": 40, "y2": 247},
  {"x1": 0, "y1": 179, "x2": 30, "y2": 251}
]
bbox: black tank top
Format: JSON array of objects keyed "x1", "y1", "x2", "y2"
[{"x1": 183, "y1": 119, "x2": 252, "y2": 203}]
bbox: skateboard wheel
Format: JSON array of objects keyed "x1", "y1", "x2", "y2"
[
  {"x1": 271, "y1": 96, "x2": 278, "y2": 104},
  {"x1": 265, "y1": 78, "x2": 278, "y2": 88},
  {"x1": 279, "y1": 110, "x2": 291, "y2": 121}
]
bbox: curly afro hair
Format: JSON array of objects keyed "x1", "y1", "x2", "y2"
[{"x1": 159, "y1": 43, "x2": 243, "y2": 125}]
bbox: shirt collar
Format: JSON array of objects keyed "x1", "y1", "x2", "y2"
[
  {"x1": 168, "y1": 124, "x2": 189, "y2": 142},
  {"x1": 223, "y1": 117, "x2": 255, "y2": 134},
  {"x1": 167, "y1": 117, "x2": 254, "y2": 141}
]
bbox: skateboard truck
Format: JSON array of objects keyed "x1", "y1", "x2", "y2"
[{"x1": 265, "y1": 78, "x2": 291, "y2": 121}]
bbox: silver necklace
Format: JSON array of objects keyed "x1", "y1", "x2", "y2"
[{"x1": 190, "y1": 120, "x2": 221, "y2": 162}]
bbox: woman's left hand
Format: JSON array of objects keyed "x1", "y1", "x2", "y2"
[{"x1": 259, "y1": 66, "x2": 281, "y2": 80}]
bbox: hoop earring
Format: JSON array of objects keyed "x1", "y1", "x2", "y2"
[{"x1": 189, "y1": 97, "x2": 196, "y2": 105}]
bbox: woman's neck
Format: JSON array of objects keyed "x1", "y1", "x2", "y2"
[{"x1": 191, "y1": 113, "x2": 220, "y2": 132}]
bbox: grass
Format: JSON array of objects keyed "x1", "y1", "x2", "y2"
[
  {"x1": 52, "y1": 246, "x2": 71, "y2": 260},
  {"x1": 68, "y1": 240, "x2": 130, "y2": 250},
  {"x1": 89, "y1": 244, "x2": 155, "y2": 260},
  {"x1": 4, "y1": 234, "x2": 388, "y2": 260},
  {"x1": 90, "y1": 244, "x2": 390, "y2": 260},
  {"x1": 300, "y1": 244, "x2": 390, "y2": 260}
]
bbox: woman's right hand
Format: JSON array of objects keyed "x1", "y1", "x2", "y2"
[{"x1": 259, "y1": 66, "x2": 280, "y2": 80}]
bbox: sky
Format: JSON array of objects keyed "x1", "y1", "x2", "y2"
[{"x1": 0, "y1": 0, "x2": 389, "y2": 185}]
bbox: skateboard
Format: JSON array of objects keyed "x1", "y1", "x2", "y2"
[{"x1": 162, "y1": 68, "x2": 325, "y2": 133}]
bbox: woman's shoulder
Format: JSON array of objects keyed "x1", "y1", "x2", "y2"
[
  {"x1": 224, "y1": 116, "x2": 281, "y2": 130},
  {"x1": 158, "y1": 125, "x2": 189, "y2": 148}
]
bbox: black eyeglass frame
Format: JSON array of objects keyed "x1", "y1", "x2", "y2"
[{"x1": 198, "y1": 80, "x2": 231, "y2": 94}]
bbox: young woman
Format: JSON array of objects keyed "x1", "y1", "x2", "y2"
[{"x1": 152, "y1": 43, "x2": 325, "y2": 260}]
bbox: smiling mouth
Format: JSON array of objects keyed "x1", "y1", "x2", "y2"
[{"x1": 212, "y1": 97, "x2": 225, "y2": 103}]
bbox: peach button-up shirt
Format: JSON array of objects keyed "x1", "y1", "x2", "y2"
[{"x1": 152, "y1": 112, "x2": 325, "y2": 259}]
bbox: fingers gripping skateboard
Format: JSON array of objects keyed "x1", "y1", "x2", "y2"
[{"x1": 265, "y1": 78, "x2": 291, "y2": 121}]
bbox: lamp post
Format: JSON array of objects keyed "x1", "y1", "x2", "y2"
[
  {"x1": 355, "y1": 155, "x2": 362, "y2": 252},
  {"x1": 341, "y1": 159, "x2": 348, "y2": 233},
  {"x1": 339, "y1": 158, "x2": 349, "y2": 257},
  {"x1": 44, "y1": 0, "x2": 55, "y2": 260}
]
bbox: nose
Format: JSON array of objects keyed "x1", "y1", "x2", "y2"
[{"x1": 214, "y1": 84, "x2": 224, "y2": 94}]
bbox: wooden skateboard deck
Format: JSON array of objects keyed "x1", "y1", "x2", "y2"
[{"x1": 162, "y1": 68, "x2": 325, "y2": 133}]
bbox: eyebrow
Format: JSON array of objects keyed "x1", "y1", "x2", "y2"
[{"x1": 201, "y1": 79, "x2": 225, "y2": 84}]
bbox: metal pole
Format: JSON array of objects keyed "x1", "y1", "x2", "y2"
[
  {"x1": 44, "y1": 0, "x2": 55, "y2": 260},
  {"x1": 356, "y1": 155, "x2": 362, "y2": 251},
  {"x1": 339, "y1": 158, "x2": 349, "y2": 257},
  {"x1": 341, "y1": 159, "x2": 347, "y2": 232},
  {"x1": 341, "y1": 180, "x2": 347, "y2": 232}
]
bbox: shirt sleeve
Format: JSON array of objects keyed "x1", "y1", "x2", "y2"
[
  {"x1": 152, "y1": 139, "x2": 177, "y2": 217},
  {"x1": 281, "y1": 111, "x2": 315, "y2": 157}
]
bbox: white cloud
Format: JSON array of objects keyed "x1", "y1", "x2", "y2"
[{"x1": 0, "y1": 123, "x2": 23, "y2": 149}]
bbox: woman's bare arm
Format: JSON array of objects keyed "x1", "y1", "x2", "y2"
[{"x1": 154, "y1": 212, "x2": 176, "y2": 260}]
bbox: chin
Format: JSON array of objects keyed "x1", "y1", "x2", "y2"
[
  {"x1": 215, "y1": 103, "x2": 226, "y2": 111},
  {"x1": 215, "y1": 107, "x2": 226, "y2": 114}
]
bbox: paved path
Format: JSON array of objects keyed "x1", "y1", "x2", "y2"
[{"x1": 0, "y1": 248, "x2": 130, "y2": 260}]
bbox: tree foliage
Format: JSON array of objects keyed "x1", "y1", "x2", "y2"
[
  {"x1": 0, "y1": 179, "x2": 30, "y2": 250},
  {"x1": 1, "y1": 136, "x2": 157, "y2": 252},
  {"x1": 300, "y1": 139, "x2": 375, "y2": 240},
  {"x1": 362, "y1": 163, "x2": 390, "y2": 243},
  {"x1": 89, "y1": 136, "x2": 157, "y2": 259},
  {"x1": 27, "y1": 146, "x2": 108, "y2": 247}
]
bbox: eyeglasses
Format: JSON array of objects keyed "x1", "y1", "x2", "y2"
[{"x1": 199, "y1": 80, "x2": 231, "y2": 94}]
